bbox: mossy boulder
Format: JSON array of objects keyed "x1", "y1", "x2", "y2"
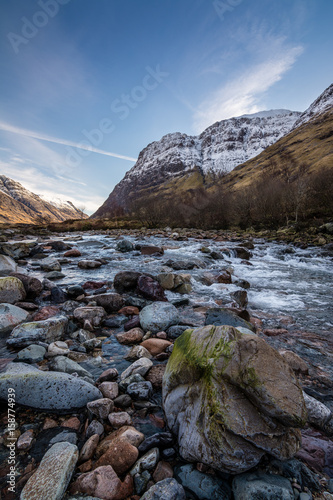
[{"x1": 162, "y1": 325, "x2": 307, "y2": 474}]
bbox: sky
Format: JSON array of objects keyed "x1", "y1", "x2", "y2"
[{"x1": 0, "y1": 0, "x2": 332, "y2": 214}]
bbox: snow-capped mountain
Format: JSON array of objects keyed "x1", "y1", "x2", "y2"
[
  {"x1": 0, "y1": 175, "x2": 88, "y2": 224},
  {"x1": 292, "y1": 83, "x2": 333, "y2": 129},
  {"x1": 93, "y1": 109, "x2": 301, "y2": 217}
]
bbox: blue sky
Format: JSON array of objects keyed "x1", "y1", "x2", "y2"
[{"x1": 0, "y1": 0, "x2": 332, "y2": 214}]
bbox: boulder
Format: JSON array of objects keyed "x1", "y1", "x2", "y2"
[
  {"x1": 17, "y1": 344, "x2": 46, "y2": 363},
  {"x1": 205, "y1": 307, "x2": 255, "y2": 332},
  {"x1": 10, "y1": 272, "x2": 43, "y2": 298},
  {"x1": 137, "y1": 275, "x2": 167, "y2": 301},
  {"x1": 0, "y1": 363, "x2": 102, "y2": 411},
  {"x1": 70, "y1": 465, "x2": 133, "y2": 500},
  {"x1": 64, "y1": 248, "x2": 81, "y2": 257},
  {"x1": 232, "y1": 472, "x2": 294, "y2": 500},
  {"x1": 0, "y1": 254, "x2": 17, "y2": 276},
  {"x1": 141, "y1": 245, "x2": 164, "y2": 256},
  {"x1": 7, "y1": 316, "x2": 67, "y2": 348},
  {"x1": 0, "y1": 276, "x2": 26, "y2": 304},
  {"x1": 163, "y1": 325, "x2": 307, "y2": 474},
  {"x1": 158, "y1": 273, "x2": 192, "y2": 294},
  {"x1": 21, "y1": 442, "x2": 78, "y2": 500},
  {"x1": 141, "y1": 478, "x2": 186, "y2": 500},
  {"x1": 113, "y1": 271, "x2": 141, "y2": 293},
  {"x1": 140, "y1": 302, "x2": 179, "y2": 333},
  {"x1": 116, "y1": 239, "x2": 134, "y2": 252},
  {"x1": 74, "y1": 306, "x2": 106, "y2": 326},
  {"x1": 0, "y1": 239, "x2": 37, "y2": 259},
  {"x1": 93, "y1": 293, "x2": 124, "y2": 313},
  {"x1": 40, "y1": 257, "x2": 62, "y2": 272},
  {"x1": 0, "y1": 303, "x2": 29, "y2": 333}
]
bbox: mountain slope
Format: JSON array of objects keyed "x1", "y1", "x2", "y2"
[
  {"x1": 0, "y1": 175, "x2": 88, "y2": 224},
  {"x1": 93, "y1": 109, "x2": 300, "y2": 217}
]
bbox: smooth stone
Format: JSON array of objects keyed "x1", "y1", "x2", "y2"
[
  {"x1": 303, "y1": 392, "x2": 332, "y2": 428},
  {"x1": 17, "y1": 429, "x2": 35, "y2": 451},
  {"x1": 134, "y1": 470, "x2": 151, "y2": 495},
  {"x1": 78, "y1": 260, "x2": 103, "y2": 269},
  {"x1": 97, "y1": 367, "x2": 118, "y2": 383},
  {"x1": 130, "y1": 447, "x2": 160, "y2": 475},
  {"x1": 137, "y1": 275, "x2": 167, "y2": 301},
  {"x1": 92, "y1": 293, "x2": 124, "y2": 312},
  {"x1": 7, "y1": 316, "x2": 68, "y2": 348},
  {"x1": 167, "y1": 325, "x2": 192, "y2": 339},
  {"x1": 141, "y1": 478, "x2": 186, "y2": 500},
  {"x1": 117, "y1": 328, "x2": 144, "y2": 345},
  {"x1": 87, "y1": 398, "x2": 114, "y2": 420},
  {"x1": 120, "y1": 358, "x2": 153, "y2": 381},
  {"x1": 108, "y1": 412, "x2": 132, "y2": 428},
  {"x1": 0, "y1": 363, "x2": 102, "y2": 411},
  {"x1": 0, "y1": 254, "x2": 17, "y2": 276},
  {"x1": 86, "y1": 420, "x2": 105, "y2": 439},
  {"x1": 174, "y1": 463, "x2": 231, "y2": 499},
  {"x1": 0, "y1": 303, "x2": 29, "y2": 333},
  {"x1": 40, "y1": 257, "x2": 62, "y2": 272},
  {"x1": 232, "y1": 472, "x2": 294, "y2": 500},
  {"x1": 93, "y1": 439, "x2": 139, "y2": 475},
  {"x1": 79, "y1": 434, "x2": 100, "y2": 463},
  {"x1": 140, "y1": 338, "x2": 172, "y2": 356},
  {"x1": 20, "y1": 442, "x2": 78, "y2": 500},
  {"x1": 145, "y1": 365, "x2": 166, "y2": 389},
  {"x1": 48, "y1": 341, "x2": 70, "y2": 356},
  {"x1": 139, "y1": 302, "x2": 179, "y2": 334},
  {"x1": 49, "y1": 356, "x2": 92, "y2": 379},
  {"x1": 116, "y1": 239, "x2": 134, "y2": 252},
  {"x1": 17, "y1": 344, "x2": 46, "y2": 363},
  {"x1": 44, "y1": 271, "x2": 66, "y2": 280},
  {"x1": 119, "y1": 373, "x2": 145, "y2": 392},
  {"x1": 0, "y1": 276, "x2": 26, "y2": 304},
  {"x1": 0, "y1": 239, "x2": 37, "y2": 259}
]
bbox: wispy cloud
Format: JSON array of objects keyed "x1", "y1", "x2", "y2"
[
  {"x1": 0, "y1": 121, "x2": 136, "y2": 162},
  {"x1": 193, "y1": 44, "x2": 304, "y2": 133}
]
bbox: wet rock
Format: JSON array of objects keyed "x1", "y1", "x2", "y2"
[
  {"x1": 167, "y1": 324, "x2": 192, "y2": 339},
  {"x1": 116, "y1": 239, "x2": 134, "y2": 252},
  {"x1": 70, "y1": 328, "x2": 95, "y2": 343},
  {"x1": 79, "y1": 434, "x2": 100, "y2": 463},
  {"x1": 78, "y1": 260, "x2": 103, "y2": 269},
  {"x1": 234, "y1": 279, "x2": 251, "y2": 289},
  {"x1": 117, "y1": 327, "x2": 144, "y2": 344},
  {"x1": 70, "y1": 465, "x2": 133, "y2": 500},
  {"x1": 0, "y1": 362, "x2": 102, "y2": 411},
  {"x1": 99, "y1": 381, "x2": 119, "y2": 399},
  {"x1": 217, "y1": 271, "x2": 232, "y2": 284},
  {"x1": 137, "y1": 275, "x2": 167, "y2": 301},
  {"x1": 97, "y1": 367, "x2": 118, "y2": 383},
  {"x1": 232, "y1": 472, "x2": 294, "y2": 500},
  {"x1": 232, "y1": 290, "x2": 248, "y2": 308},
  {"x1": 163, "y1": 325, "x2": 306, "y2": 474},
  {"x1": 74, "y1": 306, "x2": 106, "y2": 327},
  {"x1": 48, "y1": 340, "x2": 69, "y2": 356},
  {"x1": 17, "y1": 344, "x2": 46, "y2": 363},
  {"x1": 7, "y1": 316, "x2": 67, "y2": 348},
  {"x1": 141, "y1": 478, "x2": 186, "y2": 500},
  {"x1": 158, "y1": 273, "x2": 192, "y2": 294},
  {"x1": 0, "y1": 276, "x2": 26, "y2": 303},
  {"x1": 134, "y1": 470, "x2": 151, "y2": 495},
  {"x1": 113, "y1": 271, "x2": 141, "y2": 293},
  {"x1": 21, "y1": 442, "x2": 78, "y2": 500},
  {"x1": 93, "y1": 293, "x2": 124, "y2": 312},
  {"x1": 153, "y1": 461, "x2": 174, "y2": 482},
  {"x1": 49, "y1": 355, "x2": 93, "y2": 379},
  {"x1": 45, "y1": 271, "x2": 66, "y2": 280},
  {"x1": 279, "y1": 350, "x2": 309, "y2": 374},
  {"x1": 108, "y1": 412, "x2": 132, "y2": 428},
  {"x1": 125, "y1": 345, "x2": 152, "y2": 361},
  {"x1": 141, "y1": 338, "x2": 172, "y2": 356},
  {"x1": 130, "y1": 447, "x2": 160, "y2": 475},
  {"x1": 87, "y1": 398, "x2": 114, "y2": 420},
  {"x1": 0, "y1": 303, "x2": 29, "y2": 333},
  {"x1": 120, "y1": 357, "x2": 153, "y2": 380},
  {"x1": 140, "y1": 302, "x2": 179, "y2": 333},
  {"x1": 174, "y1": 463, "x2": 231, "y2": 500},
  {"x1": 235, "y1": 247, "x2": 252, "y2": 260},
  {"x1": 94, "y1": 438, "x2": 139, "y2": 474},
  {"x1": 0, "y1": 239, "x2": 37, "y2": 259},
  {"x1": 0, "y1": 254, "x2": 17, "y2": 276},
  {"x1": 67, "y1": 284, "x2": 85, "y2": 298},
  {"x1": 141, "y1": 245, "x2": 164, "y2": 256},
  {"x1": 83, "y1": 280, "x2": 107, "y2": 290},
  {"x1": 138, "y1": 432, "x2": 174, "y2": 454},
  {"x1": 40, "y1": 257, "x2": 62, "y2": 272},
  {"x1": 303, "y1": 392, "x2": 332, "y2": 429},
  {"x1": 205, "y1": 307, "x2": 255, "y2": 332},
  {"x1": 103, "y1": 314, "x2": 127, "y2": 328},
  {"x1": 33, "y1": 305, "x2": 60, "y2": 321},
  {"x1": 119, "y1": 373, "x2": 145, "y2": 392},
  {"x1": 64, "y1": 248, "x2": 82, "y2": 257},
  {"x1": 127, "y1": 381, "x2": 153, "y2": 400},
  {"x1": 146, "y1": 364, "x2": 166, "y2": 389},
  {"x1": 165, "y1": 259, "x2": 203, "y2": 270}
]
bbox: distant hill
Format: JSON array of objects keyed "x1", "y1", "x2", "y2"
[{"x1": 0, "y1": 175, "x2": 88, "y2": 224}]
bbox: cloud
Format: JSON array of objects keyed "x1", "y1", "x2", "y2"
[
  {"x1": 193, "y1": 44, "x2": 304, "y2": 133},
  {"x1": 0, "y1": 121, "x2": 136, "y2": 162}
]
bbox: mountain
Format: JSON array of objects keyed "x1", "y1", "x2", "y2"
[
  {"x1": 93, "y1": 109, "x2": 300, "y2": 217},
  {"x1": 0, "y1": 175, "x2": 88, "y2": 224}
]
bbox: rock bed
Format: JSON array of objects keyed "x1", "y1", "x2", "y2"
[{"x1": 0, "y1": 228, "x2": 332, "y2": 499}]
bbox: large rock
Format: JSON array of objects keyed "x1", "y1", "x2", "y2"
[
  {"x1": 232, "y1": 472, "x2": 294, "y2": 500},
  {"x1": 0, "y1": 363, "x2": 102, "y2": 411},
  {"x1": 0, "y1": 303, "x2": 29, "y2": 333},
  {"x1": 20, "y1": 442, "x2": 78, "y2": 500},
  {"x1": 140, "y1": 302, "x2": 179, "y2": 333},
  {"x1": 10, "y1": 272, "x2": 43, "y2": 298},
  {"x1": 116, "y1": 239, "x2": 134, "y2": 252},
  {"x1": 0, "y1": 254, "x2": 17, "y2": 276},
  {"x1": 0, "y1": 276, "x2": 26, "y2": 304},
  {"x1": 7, "y1": 316, "x2": 67, "y2": 348},
  {"x1": 113, "y1": 271, "x2": 141, "y2": 293},
  {"x1": 0, "y1": 239, "x2": 37, "y2": 258},
  {"x1": 162, "y1": 325, "x2": 306, "y2": 474}
]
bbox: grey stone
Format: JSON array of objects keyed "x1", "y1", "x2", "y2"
[
  {"x1": 125, "y1": 345, "x2": 152, "y2": 361},
  {"x1": 174, "y1": 463, "x2": 231, "y2": 499},
  {"x1": 303, "y1": 391, "x2": 332, "y2": 429},
  {"x1": 86, "y1": 419, "x2": 104, "y2": 439},
  {"x1": 232, "y1": 472, "x2": 294, "y2": 500},
  {"x1": 130, "y1": 447, "x2": 160, "y2": 475},
  {"x1": 127, "y1": 381, "x2": 153, "y2": 400},
  {"x1": 120, "y1": 358, "x2": 153, "y2": 381},
  {"x1": 87, "y1": 398, "x2": 114, "y2": 420},
  {"x1": 7, "y1": 316, "x2": 68, "y2": 348},
  {"x1": 44, "y1": 271, "x2": 66, "y2": 280},
  {"x1": 116, "y1": 239, "x2": 134, "y2": 252},
  {"x1": 205, "y1": 307, "x2": 255, "y2": 331},
  {"x1": 141, "y1": 478, "x2": 186, "y2": 500},
  {"x1": 40, "y1": 257, "x2": 62, "y2": 272},
  {"x1": 0, "y1": 276, "x2": 26, "y2": 304},
  {"x1": 0, "y1": 363, "x2": 102, "y2": 411},
  {"x1": 0, "y1": 254, "x2": 17, "y2": 276},
  {"x1": 0, "y1": 239, "x2": 37, "y2": 259},
  {"x1": 119, "y1": 373, "x2": 145, "y2": 392},
  {"x1": 17, "y1": 344, "x2": 46, "y2": 363},
  {"x1": 49, "y1": 356, "x2": 92, "y2": 379},
  {"x1": 20, "y1": 442, "x2": 78, "y2": 500},
  {"x1": 139, "y1": 301, "x2": 179, "y2": 333},
  {"x1": 0, "y1": 303, "x2": 29, "y2": 333}
]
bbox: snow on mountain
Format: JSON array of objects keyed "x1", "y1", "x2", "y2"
[{"x1": 292, "y1": 83, "x2": 333, "y2": 129}]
